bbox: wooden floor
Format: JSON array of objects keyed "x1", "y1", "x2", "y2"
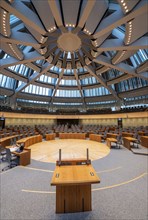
[{"x1": 28, "y1": 139, "x2": 110, "y2": 163}]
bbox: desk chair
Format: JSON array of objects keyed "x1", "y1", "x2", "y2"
[
  {"x1": 2, "y1": 148, "x2": 19, "y2": 171},
  {"x1": 12, "y1": 137, "x2": 17, "y2": 145},
  {"x1": 133, "y1": 135, "x2": 140, "y2": 148},
  {"x1": 102, "y1": 132, "x2": 107, "y2": 142},
  {"x1": 116, "y1": 136, "x2": 122, "y2": 149},
  {"x1": 0, "y1": 144, "x2": 6, "y2": 161}
]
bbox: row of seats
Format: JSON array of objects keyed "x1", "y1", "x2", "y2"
[{"x1": 35, "y1": 125, "x2": 52, "y2": 138}]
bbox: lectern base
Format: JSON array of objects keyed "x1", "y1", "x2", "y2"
[{"x1": 56, "y1": 184, "x2": 91, "y2": 213}]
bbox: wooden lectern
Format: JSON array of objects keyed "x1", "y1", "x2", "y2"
[{"x1": 51, "y1": 149, "x2": 100, "y2": 213}]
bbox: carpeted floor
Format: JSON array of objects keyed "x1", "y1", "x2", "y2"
[{"x1": 0, "y1": 145, "x2": 148, "y2": 220}]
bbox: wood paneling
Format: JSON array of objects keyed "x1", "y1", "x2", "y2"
[
  {"x1": 1, "y1": 111, "x2": 147, "y2": 127},
  {"x1": 1, "y1": 111, "x2": 147, "y2": 119},
  {"x1": 122, "y1": 117, "x2": 148, "y2": 127}
]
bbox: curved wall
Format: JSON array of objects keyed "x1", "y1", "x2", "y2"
[{"x1": 0, "y1": 111, "x2": 147, "y2": 127}]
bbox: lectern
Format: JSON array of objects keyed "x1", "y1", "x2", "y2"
[{"x1": 51, "y1": 149, "x2": 100, "y2": 213}]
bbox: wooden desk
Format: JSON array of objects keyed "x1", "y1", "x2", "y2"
[
  {"x1": 141, "y1": 136, "x2": 148, "y2": 148},
  {"x1": 17, "y1": 135, "x2": 42, "y2": 148},
  {"x1": 122, "y1": 132, "x2": 133, "y2": 138},
  {"x1": 123, "y1": 137, "x2": 137, "y2": 150},
  {"x1": 107, "y1": 133, "x2": 118, "y2": 139},
  {"x1": 89, "y1": 134, "x2": 101, "y2": 142},
  {"x1": 0, "y1": 135, "x2": 18, "y2": 147},
  {"x1": 6, "y1": 146, "x2": 31, "y2": 166},
  {"x1": 46, "y1": 133, "x2": 56, "y2": 141},
  {"x1": 13, "y1": 150, "x2": 30, "y2": 166},
  {"x1": 59, "y1": 133, "x2": 86, "y2": 139},
  {"x1": 138, "y1": 131, "x2": 146, "y2": 136},
  {"x1": 51, "y1": 164, "x2": 100, "y2": 213},
  {"x1": 106, "y1": 138, "x2": 117, "y2": 148}
]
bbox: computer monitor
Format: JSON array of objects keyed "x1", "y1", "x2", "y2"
[
  {"x1": 19, "y1": 144, "x2": 24, "y2": 152},
  {"x1": 0, "y1": 117, "x2": 5, "y2": 129}
]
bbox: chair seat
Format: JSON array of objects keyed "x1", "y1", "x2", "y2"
[
  {"x1": 11, "y1": 155, "x2": 18, "y2": 160},
  {"x1": 1, "y1": 150, "x2": 6, "y2": 155}
]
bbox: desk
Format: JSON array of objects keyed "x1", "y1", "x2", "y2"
[
  {"x1": 138, "y1": 131, "x2": 146, "y2": 136},
  {"x1": 123, "y1": 137, "x2": 137, "y2": 150},
  {"x1": 6, "y1": 146, "x2": 31, "y2": 166},
  {"x1": 13, "y1": 150, "x2": 30, "y2": 166},
  {"x1": 59, "y1": 133, "x2": 86, "y2": 139},
  {"x1": 107, "y1": 133, "x2": 118, "y2": 139},
  {"x1": 0, "y1": 135, "x2": 19, "y2": 147},
  {"x1": 17, "y1": 135, "x2": 42, "y2": 148},
  {"x1": 89, "y1": 134, "x2": 101, "y2": 142},
  {"x1": 106, "y1": 138, "x2": 117, "y2": 148},
  {"x1": 51, "y1": 164, "x2": 100, "y2": 213},
  {"x1": 122, "y1": 132, "x2": 133, "y2": 138},
  {"x1": 46, "y1": 133, "x2": 56, "y2": 141},
  {"x1": 141, "y1": 136, "x2": 148, "y2": 148}
]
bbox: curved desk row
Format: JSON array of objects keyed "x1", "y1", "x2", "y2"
[
  {"x1": 17, "y1": 135, "x2": 42, "y2": 148},
  {"x1": 59, "y1": 133, "x2": 86, "y2": 139},
  {"x1": 0, "y1": 135, "x2": 23, "y2": 147}
]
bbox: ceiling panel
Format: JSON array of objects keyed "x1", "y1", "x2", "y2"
[
  {"x1": 31, "y1": 0, "x2": 56, "y2": 33},
  {"x1": 62, "y1": 0, "x2": 81, "y2": 27},
  {"x1": 85, "y1": 0, "x2": 108, "y2": 34}
]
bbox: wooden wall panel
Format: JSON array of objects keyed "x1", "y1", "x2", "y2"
[
  {"x1": 1, "y1": 111, "x2": 147, "y2": 127},
  {"x1": 122, "y1": 118, "x2": 148, "y2": 127},
  {"x1": 5, "y1": 118, "x2": 55, "y2": 126},
  {"x1": 79, "y1": 118, "x2": 117, "y2": 125}
]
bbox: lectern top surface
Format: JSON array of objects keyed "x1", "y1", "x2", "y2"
[{"x1": 51, "y1": 164, "x2": 100, "y2": 186}]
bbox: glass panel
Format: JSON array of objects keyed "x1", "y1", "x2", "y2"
[
  {"x1": 84, "y1": 87, "x2": 110, "y2": 97},
  {"x1": 0, "y1": 74, "x2": 16, "y2": 89},
  {"x1": 10, "y1": 14, "x2": 20, "y2": 25},
  {"x1": 55, "y1": 90, "x2": 81, "y2": 97}
]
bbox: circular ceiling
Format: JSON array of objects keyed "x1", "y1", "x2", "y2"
[
  {"x1": 57, "y1": 33, "x2": 82, "y2": 53},
  {"x1": 0, "y1": 0, "x2": 148, "y2": 113}
]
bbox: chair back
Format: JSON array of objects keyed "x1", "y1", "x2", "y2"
[{"x1": 6, "y1": 148, "x2": 12, "y2": 163}]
